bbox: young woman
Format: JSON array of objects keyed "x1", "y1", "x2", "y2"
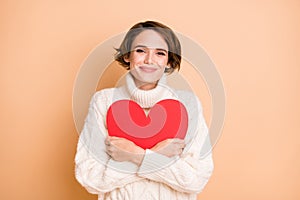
[{"x1": 75, "y1": 21, "x2": 214, "y2": 200}]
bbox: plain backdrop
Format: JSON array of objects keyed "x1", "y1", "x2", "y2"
[{"x1": 0, "y1": 0, "x2": 299, "y2": 200}]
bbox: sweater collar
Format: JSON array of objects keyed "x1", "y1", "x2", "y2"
[{"x1": 125, "y1": 72, "x2": 176, "y2": 108}]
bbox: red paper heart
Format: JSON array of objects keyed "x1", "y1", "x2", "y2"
[{"x1": 106, "y1": 99, "x2": 188, "y2": 149}]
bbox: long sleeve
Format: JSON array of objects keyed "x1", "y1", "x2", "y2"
[
  {"x1": 137, "y1": 92, "x2": 214, "y2": 193},
  {"x1": 74, "y1": 90, "x2": 144, "y2": 194}
]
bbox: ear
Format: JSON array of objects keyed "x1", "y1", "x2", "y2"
[
  {"x1": 164, "y1": 64, "x2": 172, "y2": 73},
  {"x1": 123, "y1": 55, "x2": 130, "y2": 63},
  {"x1": 166, "y1": 63, "x2": 172, "y2": 69}
]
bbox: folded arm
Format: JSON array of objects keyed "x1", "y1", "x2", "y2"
[{"x1": 75, "y1": 92, "x2": 145, "y2": 194}]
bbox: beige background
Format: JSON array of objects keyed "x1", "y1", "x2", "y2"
[{"x1": 1, "y1": 0, "x2": 299, "y2": 200}]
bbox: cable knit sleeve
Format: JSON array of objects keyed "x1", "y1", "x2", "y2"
[
  {"x1": 75, "y1": 90, "x2": 144, "y2": 194},
  {"x1": 137, "y1": 92, "x2": 214, "y2": 194}
]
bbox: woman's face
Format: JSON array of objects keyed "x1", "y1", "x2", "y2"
[{"x1": 124, "y1": 30, "x2": 169, "y2": 90}]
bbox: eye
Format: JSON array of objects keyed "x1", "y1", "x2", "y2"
[
  {"x1": 135, "y1": 48, "x2": 145, "y2": 53},
  {"x1": 157, "y1": 51, "x2": 166, "y2": 56}
]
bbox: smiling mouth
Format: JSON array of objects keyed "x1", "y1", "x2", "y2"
[{"x1": 139, "y1": 66, "x2": 157, "y2": 73}]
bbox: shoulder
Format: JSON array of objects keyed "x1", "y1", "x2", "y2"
[
  {"x1": 92, "y1": 86, "x2": 128, "y2": 101},
  {"x1": 173, "y1": 89, "x2": 203, "y2": 112},
  {"x1": 89, "y1": 86, "x2": 128, "y2": 111},
  {"x1": 92, "y1": 88, "x2": 116, "y2": 101},
  {"x1": 88, "y1": 88, "x2": 120, "y2": 111}
]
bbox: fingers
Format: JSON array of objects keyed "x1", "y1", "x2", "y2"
[
  {"x1": 165, "y1": 138, "x2": 186, "y2": 148},
  {"x1": 164, "y1": 138, "x2": 185, "y2": 144},
  {"x1": 105, "y1": 137, "x2": 121, "y2": 150},
  {"x1": 178, "y1": 143, "x2": 186, "y2": 149},
  {"x1": 107, "y1": 136, "x2": 125, "y2": 140},
  {"x1": 107, "y1": 137, "x2": 185, "y2": 159},
  {"x1": 171, "y1": 138, "x2": 185, "y2": 144},
  {"x1": 105, "y1": 136, "x2": 121, "y2": 147},
  {"x1": 105, "y1": 138, "x2": 111, "y2": 146},
  {"x1": 176, "y1": 147, "x2": 184, "y2": 155},
  {"x1": 105, "y1": 137, "x2": 114, "y2": 156}
]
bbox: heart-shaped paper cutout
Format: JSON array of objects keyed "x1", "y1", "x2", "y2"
[{"x1": 106, "y1": 99, "x2": 188, "y2": 149}]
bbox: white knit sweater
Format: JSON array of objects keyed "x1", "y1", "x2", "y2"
[{"x1": 75, "y1": 73, "x2": 214, "y2": 200}]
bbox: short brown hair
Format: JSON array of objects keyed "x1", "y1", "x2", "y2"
[{"x1": 115, "y1": 21, "x2": 181, "y2": 73}]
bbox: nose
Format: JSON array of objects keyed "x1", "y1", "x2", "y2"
[{"x1": 144, "y1": 50, "x2": 154, "y2": 64}]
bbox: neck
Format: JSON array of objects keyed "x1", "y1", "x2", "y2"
[
  {"x1": 125, "y1": 72, "x2": 176, "y2": 108},
  {"x1": 134, "y1": 79, "x2": 158, "y2": 90}
]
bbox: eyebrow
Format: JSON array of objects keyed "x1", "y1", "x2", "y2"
[{"x1": 133, "y1": 45, "x2": 168, "y2": 53}]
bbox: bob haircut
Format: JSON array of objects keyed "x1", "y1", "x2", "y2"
[{"x1": 115, "y1": 21, "x2": 181, "y2": 73}]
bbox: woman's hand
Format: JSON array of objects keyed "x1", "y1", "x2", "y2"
[
  {"x1": 105, "y1": 136, "x2": 145, "y2": 166},
  {"x1": 151, "y1": 138, "x2": 186, "y2": 158}
]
